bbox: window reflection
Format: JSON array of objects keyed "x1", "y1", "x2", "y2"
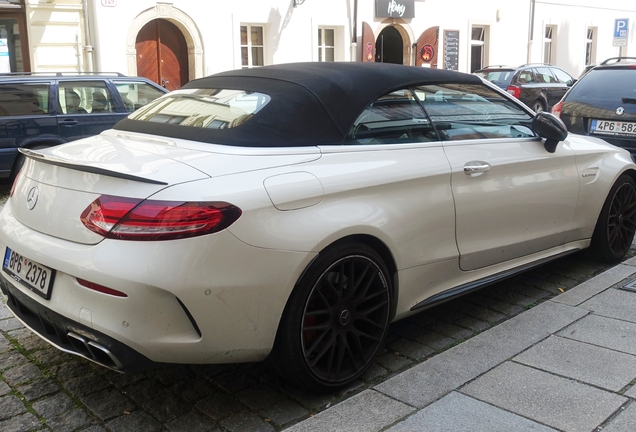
[{"x1": 129, "y1": 88, "x2": 271, "y2": 129}]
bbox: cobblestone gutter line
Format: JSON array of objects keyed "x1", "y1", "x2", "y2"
[{"x1": 0, "y1": 252, "x2": 622, "y2": 432}]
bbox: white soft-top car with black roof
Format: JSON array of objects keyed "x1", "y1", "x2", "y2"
[{"x1": 1, "y1": 62, "x2": 635, "y2": 391}]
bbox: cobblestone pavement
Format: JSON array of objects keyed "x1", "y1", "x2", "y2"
[{"x1": 2, "y1": 246, "x2": 632, "y2": 432}]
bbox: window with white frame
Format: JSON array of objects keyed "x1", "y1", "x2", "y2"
[
  {"x1": 470, "y1": 26, "x2": 487, "y2": 73},
  {"x1": 318, "y1": 28, "x2": 335, "y2": 62},
  {"x1": 544, "y1": 25, "x2": 556, "y2": 64},
  {"x1": 585, "y1": 27, "x2": 596, "y2": 65},
  {"x1": 240, "y1": 25, "x2": 264, "y2": 68}
]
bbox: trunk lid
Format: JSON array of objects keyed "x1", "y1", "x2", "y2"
[{"x1": 9, "y1": 131, "x2": 320, "y2": 245}]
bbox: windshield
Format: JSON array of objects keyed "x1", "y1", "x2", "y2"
[{"x1": 128, "y1": 88, "x2": 271, "y2": 129}]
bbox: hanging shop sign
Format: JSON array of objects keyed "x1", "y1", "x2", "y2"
[
  {"x1": 421, "y1": 45, "x2": 434, "y2": 62},
  {"x1": 375, "y1": 0, "x2": 415, "y2": 19}
]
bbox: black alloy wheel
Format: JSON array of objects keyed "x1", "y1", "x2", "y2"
[
  {"x1": 271, "y1": 242, "x2": 392, "y2": 391},
  {"x1": 591, "y1": 175, "x2": 636, "y2": 262},
  {"x1": 301, "y1": 254, "x2": 390, "y2": 384}
]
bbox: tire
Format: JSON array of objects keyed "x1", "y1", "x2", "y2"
[
  {"x1": 590, "y1": 175, "x2": 636, "y2": 263},
  {"x1": 11, "y1": 153, "x2": 26, "y2": 179},
  {"x1": 271, "y1": 242, "x2": 392, "y2": 392},
  {"x1": 532, "y1": 99, "x2": 546, "y2": 113}
]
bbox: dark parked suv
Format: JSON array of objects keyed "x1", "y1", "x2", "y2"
[
  {"x1": 474, "y1": 63, "x2": 575, "y2": 113},
  {"x1": 0, "y1": 72, "x2": 167, "y2": 178},
  {"x1": 551, "y1": 57, "x2": 636, "y2": 153}
]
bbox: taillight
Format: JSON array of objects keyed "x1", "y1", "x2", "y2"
[
  {"x1": 551, "y1": 101, "x2": 563, "y2": 118},
  {"x1": 506, "y1": 85, "x2": 521, "y2": 99},
  {"x1": 80, "y1": 195, "x2": 242, "y2": 241},
  {"x1": 77, "y1": 278, "x2": 128, "y2": 297}
]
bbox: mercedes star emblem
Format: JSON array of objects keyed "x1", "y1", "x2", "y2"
[
  {"x1": 616, "y1": 107, "x2": 625, "y2": 116},
  {"x1": 26, "y1": 187, "x2": 39, "y2": 210},
  {"x1": 339, "y1": 309, "x2": 351, "y2": 326}
]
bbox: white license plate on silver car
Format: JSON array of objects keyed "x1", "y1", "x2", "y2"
[
  {"x1": 2, "y1": 247, "x2": 55, "y2": 299},
  {"x1": 590, "y1": 119, "x2": 636, "y2": 136}
]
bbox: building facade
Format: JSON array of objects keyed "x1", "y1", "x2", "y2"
[{"x1": 1, "y1": 0, "x2": 635, "y2": 89}]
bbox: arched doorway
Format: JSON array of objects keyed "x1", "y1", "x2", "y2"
[
  {"x1": 135, "y1": 19, "x2": 189, "y2": 91},
  {"x1": 375, "y1": 26, "x2": 403, "y2": 64}
]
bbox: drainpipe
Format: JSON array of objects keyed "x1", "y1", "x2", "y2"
[
  {"x1": 82, "y1": 0, "x2": 94, "y2": 72},
  {"x1": 351, "y1": 0, "x2": 358, "y2": 61},
  {"x1": 527, "y1": 0, "x2": 535, "y2": 64}
]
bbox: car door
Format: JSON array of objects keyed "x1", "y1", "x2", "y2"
[
  {"x1": 319, "y1": 89, "x2": 458, "y2": 272},
  {"x1": 0, "y1": 81, "x2": 58, "y2": 176},
  {"x1": 415, "y1": 82, "x2": 579, "y2": 271},
  {"x1": 56, "y1": 80, "x2": 125, "y2": 142}
]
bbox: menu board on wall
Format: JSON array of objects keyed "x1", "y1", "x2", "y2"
[{"x1": 443, "y1": 30, "x2": 459, "y2": 71}]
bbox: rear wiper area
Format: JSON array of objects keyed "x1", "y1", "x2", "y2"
[{"x1": 622, "y1": 97, "x2": 636, "y2": 104}]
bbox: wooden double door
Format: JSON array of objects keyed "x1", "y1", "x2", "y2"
[{"x1": 136, "y1": 19, "x2": 189, "y2": 91}]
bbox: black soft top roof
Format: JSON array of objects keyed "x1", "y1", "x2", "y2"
[{"x1": 114, "y1": 62, "x2": 482, "y2": 147}]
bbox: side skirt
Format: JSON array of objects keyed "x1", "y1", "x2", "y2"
[{"x1": 410, "y1": 249, "x2": 579, "y2": 312}]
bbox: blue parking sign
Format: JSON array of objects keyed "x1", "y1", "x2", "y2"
[{"x1": 615, "y1": 18, "x2": 629, "y2": 38}]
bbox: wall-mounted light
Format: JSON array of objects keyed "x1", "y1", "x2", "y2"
[{"x1": 294, "y1": 0, "x2": 306, "y2": 7}]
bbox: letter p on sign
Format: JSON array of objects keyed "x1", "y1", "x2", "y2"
[{"x1": 615, "y1": 19, "x2": 629, "y2": 38}]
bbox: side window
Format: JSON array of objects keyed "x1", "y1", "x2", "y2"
[
  {"x1": 551, "y1": 67, "x2": 573, "y2": 85},
  {"x1": 114, "y1": 82, "x2": 165, "y2": 113},
  {"x1": 414, "y1": 83, "x2": 536, "y2": 141},
  {"x1": 59, "y1": 81, "x2": 115, "y2": 114},
  {"x1": 0, "y1": 83, "x2": 49, "y2": 116},
  {"x1": 535, "y1": 67, "x2": 558, "y2": 84},
  {"x1": 516, "y1": 69, "x2": 535, "y2": 84},
  {"x1": 347, "y1": 89, "x2": 439, "y2": 144}
]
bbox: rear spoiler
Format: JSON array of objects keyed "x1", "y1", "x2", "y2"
[{"x1": 19, "y1": 148, "x2": 168, "y2": 186}]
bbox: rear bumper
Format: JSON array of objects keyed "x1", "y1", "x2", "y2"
[
  {"x1": 0, "y1": 202, "x2": 315, "y2": 365},
  {"x1": 0, "y1": 272, "x2": 156, "y2": 372}
]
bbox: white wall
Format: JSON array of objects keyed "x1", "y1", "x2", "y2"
[
  {"x1": 530, "y1": 0, "x2": 636, "y2": 77},
  {"x1": 26, "y1": 0, "x2": 85, "y2": 72},
  {"x1": 25, "y1": 0, "x2": 636, "y2": 82}
]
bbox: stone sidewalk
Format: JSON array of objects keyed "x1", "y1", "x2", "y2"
[
  {"x1": 0, "y1": 250, "x2": 630, "y2": 432},
  {"x1": 289, "y1": 258, "x2": 636, "y2": 432}
]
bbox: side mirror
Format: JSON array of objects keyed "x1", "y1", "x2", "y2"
[{"x1": 532, "y1": 111, "x2": 568, "y2": 153}]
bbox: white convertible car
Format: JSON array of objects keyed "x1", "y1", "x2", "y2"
[{"x1": 1, "y1": 62, "x2": 635, "y2": 391}]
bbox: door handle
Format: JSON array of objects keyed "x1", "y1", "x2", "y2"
[
  {"x1": 464, "y1": 161, "x2": 490, "y2": 176},
  {"x1": 59, "y1": 119, "x2": 78, "y2": 126},
  {"x1": 5, "y1": 121, "x2": 24, "y2": 135}
]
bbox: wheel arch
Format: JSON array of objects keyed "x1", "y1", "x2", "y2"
[
  {"x1": 292, "y1": 233, "x2": 400, "y2": 321},
  {"x1": 620, "y1": 168, "x2": 636, "y2": 185},
  {"x1": 269, "y1": 233, "x2": 399, "y2": 390},
  {"x1": 532, "y1": 97, "x2": 547, "y2": 111}
]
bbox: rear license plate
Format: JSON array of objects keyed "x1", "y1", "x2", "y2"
[
  {"x1": 2, "y1": 247, "x2": 55, "y2": 300},
  {"x1": 590, "y1": 119, "x2": 636, "y2": 137}
]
